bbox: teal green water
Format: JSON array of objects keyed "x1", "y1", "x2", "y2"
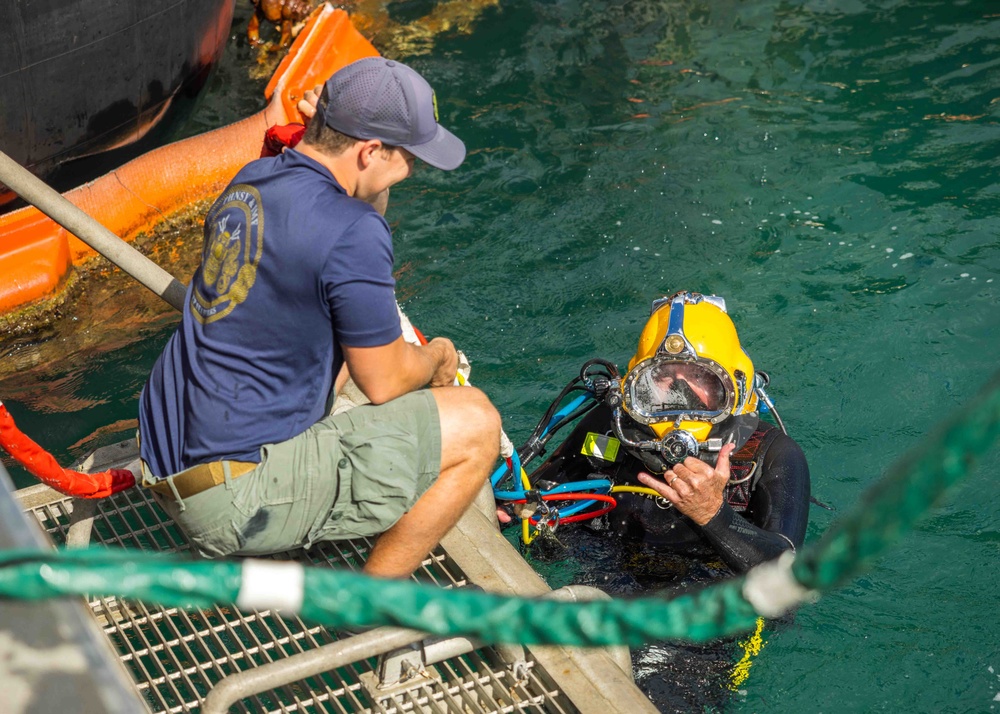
[{"x1": 2, "y1": 1, "x2": 999, "y2": 711}]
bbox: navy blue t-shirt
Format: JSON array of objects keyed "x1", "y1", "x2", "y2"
[{"x1": 139, "y1": 150, "x2": 402, "y2": 477}]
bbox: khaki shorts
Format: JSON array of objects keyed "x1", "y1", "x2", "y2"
[{"x1": 152, "y1": 390, "x2": 441, "y2": 558}]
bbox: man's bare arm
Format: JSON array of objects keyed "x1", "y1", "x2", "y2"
[{"x1": 342, "y1": 336, "x2": 458, "y2": 404}]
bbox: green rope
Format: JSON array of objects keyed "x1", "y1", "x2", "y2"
[
  {"x1": 0, "y1": 372, "x2": 997, "y2": 648},
  {"x1": 0, "y1": 548, "x2": 759, "y2": 647}
]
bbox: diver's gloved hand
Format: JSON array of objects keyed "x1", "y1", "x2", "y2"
[{"x1": 636, "y1": 442, "x2": 736, "y2": 525}]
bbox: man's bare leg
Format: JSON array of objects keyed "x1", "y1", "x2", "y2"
[{"x1": 363, "y1": 386, "x2": 500, "y2": 578}]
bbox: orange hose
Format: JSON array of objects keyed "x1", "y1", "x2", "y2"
[
  {"x1": 0, "y1": 402, "x2": 135, "y2": 499},
  {"x1": 0, "y1": 4, "x2": 378, "y2": 315}
]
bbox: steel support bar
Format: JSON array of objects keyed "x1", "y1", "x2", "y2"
[{"x1": 201, "y1": 626, "x2": 429, "y2": 714}]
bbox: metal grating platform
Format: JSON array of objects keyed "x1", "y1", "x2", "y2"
[{"x1": 22, "y1": 485, "x2": 573, "y2": 714}]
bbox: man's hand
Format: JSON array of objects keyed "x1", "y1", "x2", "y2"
[
  {"x1": 297, "y1": 84, "x2": 322, "y2": 121},
  {"x1": 637, "y1": 443, "x2": 736, "y2": 525},
  {"x1": 427, "y1": 337, "x2": 459, "y2": 387}
]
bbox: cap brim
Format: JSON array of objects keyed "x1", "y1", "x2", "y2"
[{"x1": 403, "y1": 124, "x2": 466, "y2": 171}]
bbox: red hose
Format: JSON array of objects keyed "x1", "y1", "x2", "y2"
[
  {"x1": 0, "y1": 402, "x2": 135, "y2": 498},
  {"x1": 505, "y1": 493, "x2": 618, "y2": 526}
]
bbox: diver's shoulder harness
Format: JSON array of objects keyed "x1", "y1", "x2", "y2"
[{"x1": 724, "y1": 424, "x2": 782, "y2": 512}]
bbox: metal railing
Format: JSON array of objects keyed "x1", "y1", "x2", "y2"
[{"x1": 18, "y1": 483, "x2": 571, "y2": 713}]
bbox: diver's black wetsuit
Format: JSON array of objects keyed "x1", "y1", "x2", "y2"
[{"x1": 528, "y1": 404, "x2": 810, "y2": 574}]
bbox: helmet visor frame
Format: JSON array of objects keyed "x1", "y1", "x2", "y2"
[{"x1": 622, "y1": 357, "x2": 735, "y2": 426}]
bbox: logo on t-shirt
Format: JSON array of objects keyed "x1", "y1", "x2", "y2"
[{"x1": 191, "y1": 184, "x2": 264, "y2": 324}]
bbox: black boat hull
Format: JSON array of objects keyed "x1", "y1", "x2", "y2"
[{"x1": 0, "y1": 0, "x2": 235, "y2": 189}]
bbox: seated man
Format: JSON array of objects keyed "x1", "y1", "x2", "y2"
[
  {"x1": 139, "y1": 57, "x2": 501, "y2": 579},
  {"x1": 507, "y1": 291, "x2": 810, "y2": 574}
]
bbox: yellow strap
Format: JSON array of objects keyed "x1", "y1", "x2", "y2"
[
  {"x1": 519, "y1": 466, "x2": 540, "y2": 543},
  {"x1": 728, "y1": 617, "x2": 766, "y2": 690},
  {"x1": 610, "y1": 485, "x2": 664, "y2": 498}
]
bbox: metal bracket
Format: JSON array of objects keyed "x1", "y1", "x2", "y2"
[{"x1": 360, "y1": 634, "x2": 531, "y2": 698}]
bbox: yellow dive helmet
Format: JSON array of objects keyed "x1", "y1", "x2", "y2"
[{"x1": 617, "y1": 291, "x2": 760, "y2": 467}]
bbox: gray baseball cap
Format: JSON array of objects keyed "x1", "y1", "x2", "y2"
[{"x1": 320, "y1": 57, "x2": 466, "y2": 171}]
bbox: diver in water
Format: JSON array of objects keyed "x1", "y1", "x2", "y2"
[{"x1": 498, "y1": 291, "x2": 810, "y2": 575}]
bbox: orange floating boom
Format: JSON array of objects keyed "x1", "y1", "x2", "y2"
[{"x1": 0, "y1": 4, "x2": 378, "y2": 316}]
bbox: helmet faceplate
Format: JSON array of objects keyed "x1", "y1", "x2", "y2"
[{"x1": 623, "y1": 292, "x2": 759, "y2": 445}]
